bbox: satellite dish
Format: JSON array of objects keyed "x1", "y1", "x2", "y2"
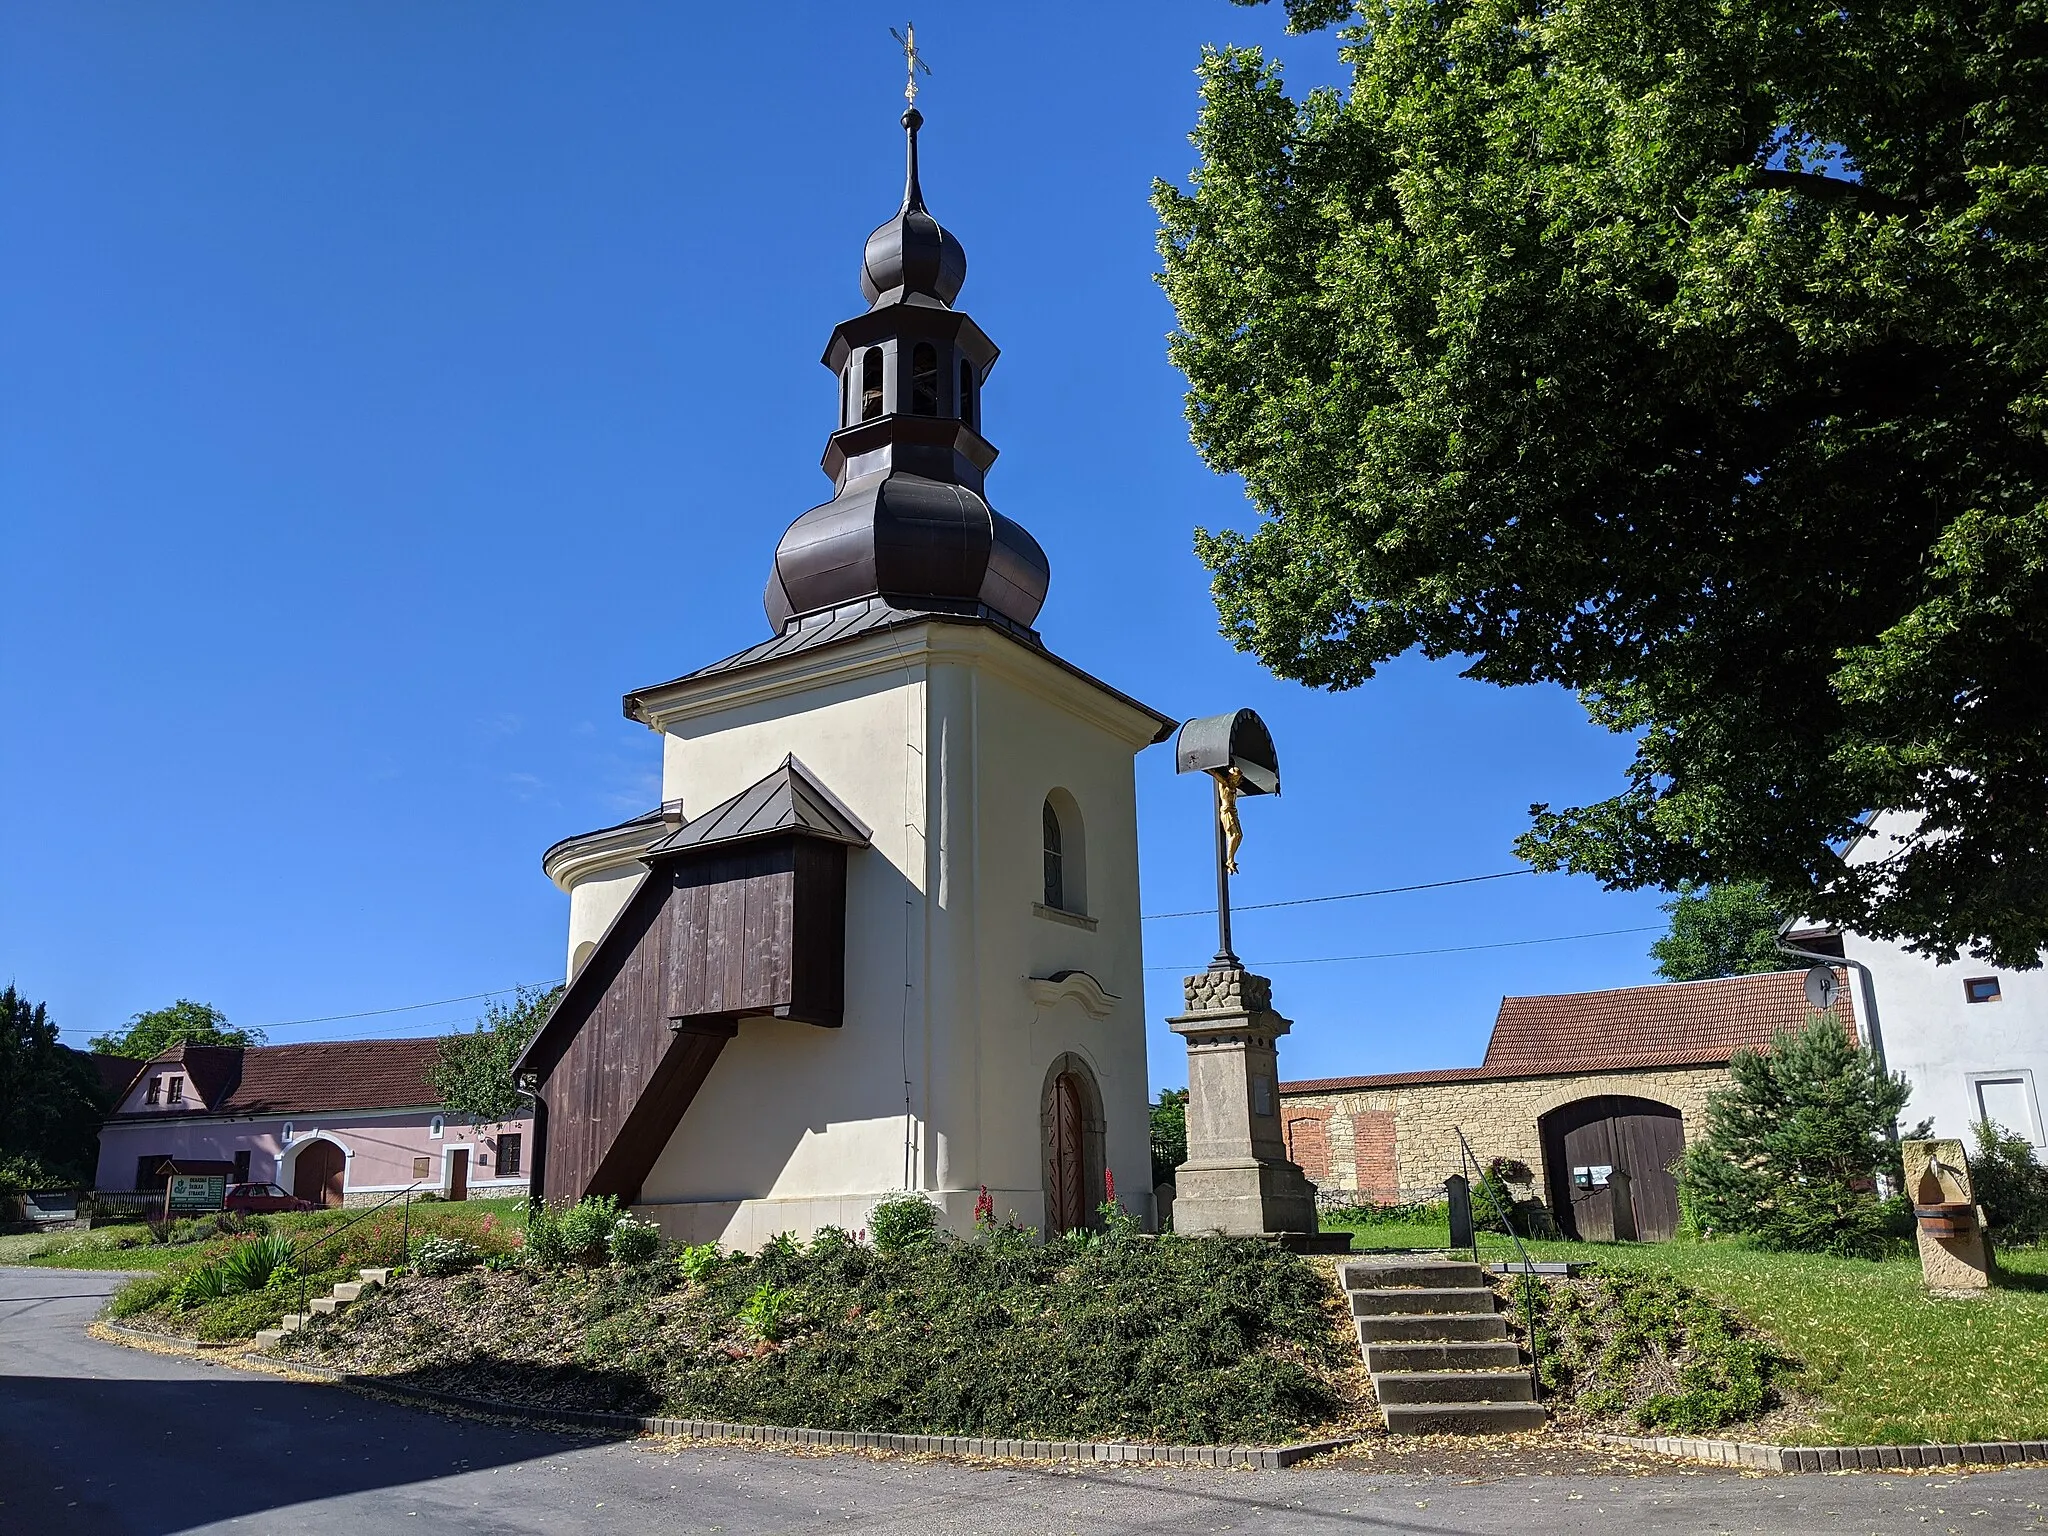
[{"x1": 1804, "y1": 964, "x2": 1842, "y2": 1011}]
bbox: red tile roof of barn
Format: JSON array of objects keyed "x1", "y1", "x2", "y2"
[
  {"x1": 110, "y1": 1038, "x2": 446, "y2": 1118},
  {"x1": 1281, "y1": 968, "x2": 1854, "y2": 1094}
]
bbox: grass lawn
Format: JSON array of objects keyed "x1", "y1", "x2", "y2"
[{"x1": 1324, "y1": 1210, "x2": 2048, "y2": 1445}]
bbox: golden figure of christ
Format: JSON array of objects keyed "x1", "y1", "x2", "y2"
[{"x1": 1215, "y1": 767, "x2": 1245, "y2": 876}]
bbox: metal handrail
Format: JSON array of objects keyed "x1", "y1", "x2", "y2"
[
  {"x1": 293, "y1": 1182, "x2": 426, "y2": 1322},
  {"x1": 1453, "y1": 1126, "x2": 1542, "y2": 1404}
]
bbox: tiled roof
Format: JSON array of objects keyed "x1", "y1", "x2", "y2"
[
  {"x1": 79, "y1": 1050, "x2": 143, "y2": 1100},
  {"x1": 112, "y1": 1038, "x2": 447, "y2": 1119},
  {"x1": 1281, "y1": 968, "x2": 1854, "y2": 1095}
]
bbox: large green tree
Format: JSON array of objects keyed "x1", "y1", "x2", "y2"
[
  {"x1": 0, "y1": 986, "x2": 112, "y2": 1184},
  {"x1": 1159, "y1": 0, "x2": 2048, "y2": 965},
  {"x1": 88, "y1": 999, "x2": 263, "y2": 1059},
  {"x1": 1650, "y1": 881, "x2": 1788, "y2": 981},
  {"x1": 428, "y1": 985, "x2": 561, "y2": 1126}
]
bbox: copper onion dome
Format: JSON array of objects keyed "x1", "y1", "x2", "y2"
[{"x1": 764, "y1": 107, "x2": 1049, "y2": 634}]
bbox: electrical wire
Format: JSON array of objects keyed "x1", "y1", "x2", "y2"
[
  {"x1": 1144, "y1": 924, "x2": 1660, "y2": 971},
  {"x1": 1143, "y1": 868, "x2": 1533, "y2": 920},
  {"x1": 241, "y1": 982, "x2": 560, "y2": 1032}
]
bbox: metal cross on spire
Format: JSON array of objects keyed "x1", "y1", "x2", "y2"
[{"x1": 890, "y1": 22, "x2": 932, "y2": 106}]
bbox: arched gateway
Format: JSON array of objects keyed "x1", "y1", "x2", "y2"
[{"x1": 1540, "y1": 1095, "x2": 1684, "y2": 1241}]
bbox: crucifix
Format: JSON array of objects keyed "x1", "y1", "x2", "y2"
[
  {"x1": 1174, "y1": 710, "x2": 1281, "y2": 971},
  {"x1": 889, "y1": 23, "x2": 932, "y2": 106}
]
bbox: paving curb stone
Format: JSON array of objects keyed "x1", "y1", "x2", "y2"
[
  {"x1": 1590, "y1": 1432, "x2": 2048, "y2": 1472},
  {"x1": 96, "y1": 1323, "x2": 1353, "y2": 1469}
]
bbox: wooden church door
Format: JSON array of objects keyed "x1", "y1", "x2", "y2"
[
  {"x1": 1049, "y1": 1072, "x2": 1087, "y2": 1235},
  {"x1": 293, "y1": 1141, "x2": 345, "y2": 1209}
]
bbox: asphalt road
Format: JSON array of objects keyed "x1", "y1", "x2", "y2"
[{"x1": 6, "y1": 1268, "x2": 2048, "y2": 1535}]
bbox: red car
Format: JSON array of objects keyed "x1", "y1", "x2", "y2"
[{"x1": 223, "y1": 1182, "x2": 316, "y2": 1214}]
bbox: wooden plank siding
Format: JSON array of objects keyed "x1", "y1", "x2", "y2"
[{"x1": 526, "y1": 835, "x2": 851, "y2": 1206}]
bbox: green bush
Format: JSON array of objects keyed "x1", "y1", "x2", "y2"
[
  {"x1": 606, "y1": 1215, "x2": 661, "y2": 1267},
  {"x1": 109, "y1": 1272, "x2": 178, "y2": 1318},
  {"x1": 413, "y1": 1236, "x2": 482, "y2": 1276},
  {"x1": 737, "y1": 1282, "x2": 791, "y2": 1342},
  {"x1": 174, "y1": 1263, "x2": 232, "y2": 1308},
  {"x1": 556, "y1": 1196, "x2": 622, "y2": 1262},
  {"x1": 1970, "y1": 1118, "x2": 2048, "y2": 1242},
  {"x1": 867, "y1": 1193, "x2": 941, "y2": 1253},
  {"x1": 1323, "y1": 1199, "x2": 1448, "y2": 1229},
  {"x1": 677, "y1": 1241, "x2": 723, "y2": 1283},
  {"x1": 522, "y1": 1202, "x2": 568, "y2": 1267},
  {"x1": 216, "y1": 1235, "x2": 297, "y2": 1294}
]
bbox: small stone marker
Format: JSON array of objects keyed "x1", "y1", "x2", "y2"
[
  {"x1": 1902, "y1": 1138, "x2": 1993, "y2": 1292},
  {"x1": 1445, "y1": 1173, "x2": 1474, "y2": 1253}
]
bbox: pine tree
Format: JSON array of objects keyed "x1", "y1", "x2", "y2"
[{"x1": 1679, "y1": 1013, "x2": 1910, "y2": 1256}]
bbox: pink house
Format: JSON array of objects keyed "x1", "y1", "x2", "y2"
[{"x1": 95, "y1": 1038, "x2": 533, "y2": 1207}]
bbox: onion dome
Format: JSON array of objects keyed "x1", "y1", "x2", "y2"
[
  {"x1": 763, "y1": 106, "x2": 1049, "y2": 634},
  {"x1": 860, "y1": 108, "x2": 966, "y2": 309}
]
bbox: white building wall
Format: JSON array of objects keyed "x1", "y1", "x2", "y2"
[
  {"x1": 625, "y1": 620, "x2": 1161, "y2": 1247},
  {"x1": 1840, "y1": 812, "x2": 2048, "y2": 1152}
]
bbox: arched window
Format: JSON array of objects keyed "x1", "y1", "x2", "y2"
[
  {"x1": 1040, "y1": 790, "x2": 1087, "y2": 915},
  {"x1": 959, "y1": 359, "x2": 976, "y2": 428},
  {"x1": 911, "y1": 342, "x2": 939, "y2": 416},
  {"x1": 860, "y1": 347, "x2": 884, "y2": 421},
  {"x1": 1042, "y1": 799, "x2": 1064, "y2": 911}
]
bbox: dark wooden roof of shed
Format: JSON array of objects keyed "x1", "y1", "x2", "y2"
[{"x1": 1281, "y1": 968, "x2": 1855, "y2": 1094}]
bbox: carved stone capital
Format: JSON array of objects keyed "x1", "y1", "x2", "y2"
[{"x1": 1180, "y1": 966, "x2": 1272, "y2": 1016}]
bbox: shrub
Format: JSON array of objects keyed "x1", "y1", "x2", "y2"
[
  {"x1": 413, "y1": 1236, "x2": 483, "y2": 1276},
  {"x1": 146, "y1": 1218, "x2": 178, "y2": 1245},
  {"x1": 1678, "y1": 1013, "x2": 1912, "y2": 1256},
  {"x1": 523, "y1": 1202, "x2": 568, "y2": 1267},
  {"x1": 109, "y1": 1272, "x2": 178, "y2": 1318},
  {"x1": 556, "y1": 1196, "x2": 622, "y2": 1263},
  {"x1": 606, "y1": 1215, "x2": 661, "y2": 1267},
  {"x1": 867, "y1": 1192, "x2": 941, "y2": 1254},
  {"x1": 737, "y1": 1282, "x2": 791, "y2": 1343},
  {"x1": 216, "y1": 1234, "x2": 297, "y2": 1294},
  {"x1": 1969, "y1": 1118, "x2": 2048, "y2": 1242},
  {"x1": 174, "y1": 1263, "x2": 231, "y2": 1308},
  {"x1": 678, "y1": 1242, "x2": 724, "y2": 1283}
]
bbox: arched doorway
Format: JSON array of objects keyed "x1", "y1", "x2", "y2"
[
  {"x1": 1041, "y1": 1054, "x2": 1106, "y2": 1236},
  {"x1": 1540, "y1": 1095, "x2": 1684, "y2": 1241},
  {"x1": 291, "y1": 1139, "x2": 346, "y2": 1208}
]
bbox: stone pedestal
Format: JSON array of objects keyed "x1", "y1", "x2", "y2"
[
  {"x1": 1167, "y1": 967, "x2": 1318, "y2": 1237},
  {"x1": 1903, "y1": 1138, "x2": 1994, "y2": 1293}
]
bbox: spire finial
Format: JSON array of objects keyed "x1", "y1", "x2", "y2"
[{"x1": 890, "y1": 22, "x2": 931, "y2": 108}]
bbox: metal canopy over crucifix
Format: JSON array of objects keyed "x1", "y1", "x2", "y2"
[
  {"x1": 1175, "y1": 709, "x2": 1281, "y2": 971},
  {"x1": 890, "y1": 22, "x2": 932, "y2": 106}
]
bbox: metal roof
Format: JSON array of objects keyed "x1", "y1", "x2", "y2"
[{"x1": 642, "y1": 756, "x2": 871, "y2": 858}]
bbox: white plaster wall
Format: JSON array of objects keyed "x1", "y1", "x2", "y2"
[
  {"x1": 629, "y1": 621, "x2": 1162, "y2": 1246},
  {"x1": 564, "y1": 865, "x2": 648, "y2": 982},
  {"x1": 1841, "y1": 812, "x2": 2048, "y2": 1151}
]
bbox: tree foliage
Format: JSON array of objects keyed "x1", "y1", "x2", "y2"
[
  {"x1": 1161, "y1": 0, "x2": 2048, "y2": 965},
  {"x1": 0, "y1": 986, "x2": 112, "y2": 1185},
  {"x1": 1677, "y1": 1013, "x2": 1910, "y2": 1255},
  {"x1": 428, "y1": 985, "x2": 560, "y2": 1126},
  {"x1": 88, "y1": 999, "x2": 262, "y2": 1059},
  {"x1": 1151, "y1": 1087, "x2": 1190, "y2": 1187},
  {"x1": 1650, "y1": 882, "x2": 1788, "y2": 982}
]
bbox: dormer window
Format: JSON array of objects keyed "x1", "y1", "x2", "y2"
[
  {"x1": 166, "y1": 1076, "x2": 185, "y2": 1104},
  {"x1": 145, "y1": 1076, "x2": 162, "y2": 1106},
  {"x1": 959, "y1": 359, "x2": 976, "y2": 428},
  {"x1": 911, "y1": 342, "x2": 939, "y2": 416},
  {"x1": 860, "y1": 348, "x2": 884, "y2": 421}
]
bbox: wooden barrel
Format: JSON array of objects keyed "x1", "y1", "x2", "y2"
[{"x1": 1915, "y1": 1202, "x2": 1976, "y2": 1239}]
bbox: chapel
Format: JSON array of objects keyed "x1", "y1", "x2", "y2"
[{"x1": 517, "y1": 102, "x2": 1174, "y2": 1248}]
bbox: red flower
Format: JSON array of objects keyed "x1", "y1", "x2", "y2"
[
  {"x1": 1104, "y1": 1168, "x2": 1115, "y2": 1204},
  {"x1": 974, "y1": 1185, "x2": 994, "y2": 1224}
]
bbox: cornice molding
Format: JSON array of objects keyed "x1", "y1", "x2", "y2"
[
  {"x1": 541, "y1": 820, "x2": 671, "y2": 894},
  {"x1": 1023, "y1": 970, "x2": 1120, "y2": 1020}
]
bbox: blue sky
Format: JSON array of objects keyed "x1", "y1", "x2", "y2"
[{"x1": 0, "y1": 3, "x2": 1671, "y2": 1086}]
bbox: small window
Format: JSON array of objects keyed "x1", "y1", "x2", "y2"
[
  {"x1": 412, "y1": 1156, "x2": 430, "y2": 1180},
  {"x1": 840, "y1": 365, "x2": 851, "y2": 427},
  {"x1": 910, "y1": 342, "x2": 939, "y2": 416},
  {"x1": 281, "y1": 1122, "x2": 294, "y2": 1145},
  {"x1": 1043, "y1": 799, "x2": 1064, "y2": 912},
  {"x1": 860, "y1": 347, "x2": 884, "y2": 421},
  {"x1": 498, "y1": 1133, "x2": 523, "y2": 1177},
  {"x1": 145, "y1": 1077, "x2": 162, "y2": 1106},
  {"x1": 166, "y1": 1076, "x2": 184, "y2": 1104},
  {"x1": 1966, "y1": 976, "x2": 2003, "y2": 1004},
  {"x1": 1976, "y1": 1077, "x2": 2035, "y2": 1141},
  {"x1": 959, "y1": 359, "x2": 976, "y2": 427},
  {"x1": 233, "y1": 1150, "x2": 251, "y2": 1185},
  {"x1": 430, "y1": 1115, "x2": 445, "y2": 1139}
]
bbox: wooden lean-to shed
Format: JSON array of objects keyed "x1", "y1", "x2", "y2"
[{"x1": 515, "y1": 756, "x2": 870, "y2": 1206}]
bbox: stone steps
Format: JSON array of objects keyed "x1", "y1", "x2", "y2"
[
  {"x1": 254, "y1": 1267, "x2": 389, "y2": 1349},
  {"x1": 1340, "y1": 1258, "x2": 1546, "y2": 1438}
]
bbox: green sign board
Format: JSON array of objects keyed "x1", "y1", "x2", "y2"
[{"x1": 166, "y1": 1174, "x2": 225, "y2": 1213}]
